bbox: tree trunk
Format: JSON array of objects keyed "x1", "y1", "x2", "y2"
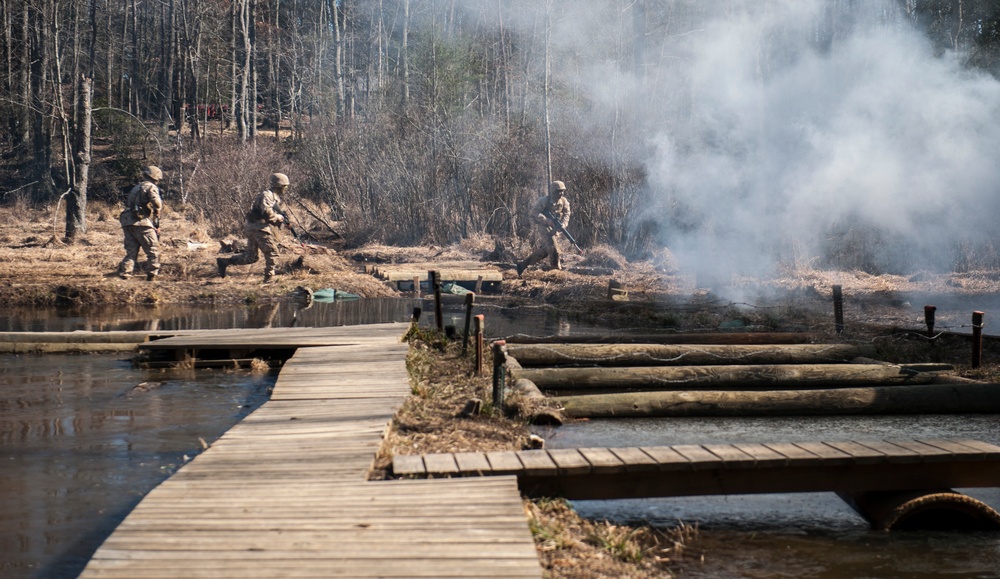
[
  {"x1": 506, "y1": 343, "x2": 870, "y2": 368},
  {"x1": 66, "y1": 76, "x2": 92, "y2": 240},
  {"x1": 515, "y1": 364, "x2": 937, "y2": 392},
  {"x1": 554, "y1": 383, "x2": 1000, "y2": 418}
]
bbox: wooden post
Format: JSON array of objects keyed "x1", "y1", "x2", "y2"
[
  {"x1": 924, "y1": 305, "x2": 936, "y2": 339},
  {"x1": 413, "y1": 275, "x2": 421, "y2": 297},
  {"x1": 462, "y1": 292, "x2": 475, "y2": 356},
  {"x1": 411, "y1": 307, "x2": 422, "y2": 323},
  {"x1": 474, "y1": 314, "x2": 485, "y2": 376},
  {"x1": 475, "y1": 275, "x2": 483, "y2": 294},
  {"x1": 832, "y1": 285, "x2": 844, "y2": 334},
  {"x1": 972, "y1": 311, "x2": 984, "y2": 369},
  {"x1": 492, "y1": 340, "x2": 506, "y2": 410},
  {"x1": 430, "y1": 270, "x2": 443, "y2": 332}
]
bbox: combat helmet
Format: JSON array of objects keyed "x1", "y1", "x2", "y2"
[
  {"x1": 549, "y1": 180, "x2": 566, "y2": 194},
  {"x1": 270, "y1": 173, "x2": 290, "y2": 189},
  {"x1": 143, "y1": 165, "x2": 163, "y2": 182}
]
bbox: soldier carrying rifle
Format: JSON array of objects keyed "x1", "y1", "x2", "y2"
[
  {"x1": 117, "y1": 165, "x2": 164, "y2": 281},
  {"x1": 516, "y1": 180, "x2": 573, "y2": 276},
  {"x1": 217, "y1": 172, "x2": 292, "y2": 283}
]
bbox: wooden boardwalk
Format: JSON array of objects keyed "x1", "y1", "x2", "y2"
[
  {"x1": 80, "y1": 323, "x2": 541, "y2": 578},
  {"x1": 394, "y1": 439, "x2": 1000, "y2": 501}
]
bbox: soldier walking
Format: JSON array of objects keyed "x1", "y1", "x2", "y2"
[
  {"x1": 517, "y1": 180, "x2": 572, "y2": 276},
  {"x1": 117, "y1": 165, "x2": 164, "y2": 281},
  {"x1": 217, "y1": 173, "x2": 290, "y2": 283}
]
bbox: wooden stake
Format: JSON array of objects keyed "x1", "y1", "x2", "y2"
[
  {"x1": 474, "y1": 314, "x2": 485, "y2": 376},
  {"x1": 492, "y1": 340, "x2": 507, "y2": 410},
  {"x1": 430, "y1": 270, "x2": 443, "y2": 332},
  {"x1": 833, "y1": 285, "x2": 844, "y2": 334},
  {"x1": 924, "y1": 305, "x2": 936, "y2": 339},
  {"x1": 462, "y1": 292, "x2": 475, "y2": 356},
  {"x1": 972, "y1": 311, "x2": 984, "y2": 369}
]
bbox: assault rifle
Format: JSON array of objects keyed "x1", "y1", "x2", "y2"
[{"x1": 542, "y1": 208, "x2": 582, "y2": 251}]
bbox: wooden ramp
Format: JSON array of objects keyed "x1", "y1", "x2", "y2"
[
  {"x1": 81, "y1": 323, "x2": 541, "y2": 578},
  {"x1": 393, "y1": 439, "x2": 1000, "y2": 501}
]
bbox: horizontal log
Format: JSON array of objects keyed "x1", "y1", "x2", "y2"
[
  {"x1": 0, "y1": 330, "x2": 156, "y2": 344},
  {"x1": 0, "y1": 342, "x2": 141, "y2": 353},
  {"x1": 507, "y1": 343, "x2": 871, "y2": 367},
  {"x1": 555, "y1": 383, "x2": 1000, "y2": 418},
  {"x1": 517, "y1": 363, "x2": 936, "y2": 392},
  {"x1": 502, "y1": 332, "x2": 817, "y2": 345}
]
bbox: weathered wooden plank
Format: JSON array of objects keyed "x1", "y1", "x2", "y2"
[
  {"x1": 672, "y1": 444, "x2": 722, "y2": 469},
  {"x1": 639, "y1": 446, "x2": 692, "y2": 470},
  {"x1": 546, "y1": 449, "x2": 592, "y2": 475},
  {"x1": 485, "y1": 452, "x2": 524, "y2": 475},
  {"x1": 823, "y1": 440, "x2": 887, "y2": 465},
  {"x1": 702, "y1": 444, "x2": 756, "y2": 467},
  {"x1": 761, "y1": 442, "x2": 820, "y2": 463},
  {"x1": 421, "y1": 453, "x2": 460, "y2": 477},
  {"x1": 731, "y1": 443, "x2": 788, "y2": 467},
  {"x1": 946, "y1": 439, "x2": 1000, "y2": 456},
  {"x1": 453, "y1": 452, "x2": 492, "y2": 474},
  {"x1": 884, "y1": 439, "x2": 958, "y2": 461},
  {"x1": 577, "y1": 448, "x2": 627, "y2": 474},
  {"x1": 392, "y1": 455, "x2": 426, "y2": 476},
  {"x1": 515, "y1": 450, "x2": 559, "y2": 476},
  {"x1": 852, "y1": 440, "x2": 921, "y2": 463},
  {"x1": 791, "y1": 442, "x2": 852, "y2": 465},
  {"x1": 918, "y1": 438, "x2": 993, "y2": 458},
  {"x1": 609, "y1": 447, "x2": 660, "y2": 472}
]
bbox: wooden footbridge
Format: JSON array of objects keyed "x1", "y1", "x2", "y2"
[
  {"x1": 78, "y1": 323, "x2": 542, "y2": 578},
  {"x1": 393, "y1": 439, "x2": 1000, "y2": 530}
]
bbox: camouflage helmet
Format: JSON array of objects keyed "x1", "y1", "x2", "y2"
[
  {"x1": 549, "y1": 180, "x2": 566, "y2": 194},
  {"x1": 143, "y1": 165, "x2": 163, "y2": 182},
  {"x1": 270, "y1": 173, "x2": 290, "y2": 189}
]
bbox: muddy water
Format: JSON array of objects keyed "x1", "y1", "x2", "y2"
[{"x1": 533, "y1": 415, "x2": 1000, "y2": 578}]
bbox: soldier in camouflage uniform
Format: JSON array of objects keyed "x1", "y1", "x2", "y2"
[
  {"x1": 217, "y1": 173, "x2": 290, "y2": 283},
  {"x1": 517, "y1": 180, "x2": 571, "y2": 276},
  {"x1": 117, "y1": 165, "x2": 164, "y2": 281}
]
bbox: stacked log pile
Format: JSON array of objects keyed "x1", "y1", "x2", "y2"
[{"x1": 501, "y1": 334, "x2": 1000, "y2": 418}]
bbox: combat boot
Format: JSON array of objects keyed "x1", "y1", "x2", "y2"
[
  {"x1": 146, "y1": 272, "x2": 157, "y2": 282},
  {"x1": 262, "y1": 273, "x2": 274, "y2": 284},
  {"x1": 118, "y1": 271, "x2": 131, "y2": 280},
  {"x1": 216, "y1": 258, "x2": 228, "y2": 278},
  {"x1": 516, "y1": 262, "x2": 526, "y2": 277}
]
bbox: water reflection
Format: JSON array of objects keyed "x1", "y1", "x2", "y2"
[
  {"x1": 0, "y1": 297, "x2": 604, "y2": 339},
  {"x1": 0, "y1": 353, "x2": 274, "y2": 579}
]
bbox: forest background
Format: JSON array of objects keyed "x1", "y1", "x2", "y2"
[{"x1": 1, "y1": 0, "x2": 999, "y2": 278}]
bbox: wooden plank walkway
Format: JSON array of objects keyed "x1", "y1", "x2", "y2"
[
  {"x1": 393, "y1": 439, "x2": 1000, "y2": 501},
  {"x1": 81, "y1": 323, "x2": 541, "y2": 578}
]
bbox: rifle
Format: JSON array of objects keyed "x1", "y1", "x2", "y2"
[{"x1": 542, "y1": 208, "x2": 582, "y2": 251}]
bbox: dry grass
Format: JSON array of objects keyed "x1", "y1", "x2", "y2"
[{"x1": 527, "y1": 498, "x2": 700, "y2": 578}]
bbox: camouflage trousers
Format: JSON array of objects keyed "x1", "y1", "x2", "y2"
[
  {"x1": 225, "y1": 228, "x2": 280, "y2": 277},
  {"x1": 119, "y1": 225, "x2": 160, "y2": 275},
  {"x1": 521, "y1": 233, "x2": 562, "y2": 270}
]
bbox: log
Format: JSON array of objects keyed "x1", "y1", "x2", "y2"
[
  {"x1": 516, "y1": 363, "x2": 936, "y2": 392},
  {"x1": 505, "y1": 378, "x2": 564, "y2": 426},
  {"x1": 503, "y1": 332, "x2": 818, "y2": 345},
  {"x1": 0, "y1": 330, "x2": 157, "y2": 343},
  {"x1": 0, "y1": 342, "x2": 141, "y2": 353},
  {"x1": 554, "y1": 383, "x2": 1000, "y2": 418},
  {"x1": 507, "y1": 343, "x2": 871, "y2": 367}
]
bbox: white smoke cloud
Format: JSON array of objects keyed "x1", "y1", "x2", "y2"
[{"x1": 618, "y1": 1, "x2": 1000, "y2": 278}]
